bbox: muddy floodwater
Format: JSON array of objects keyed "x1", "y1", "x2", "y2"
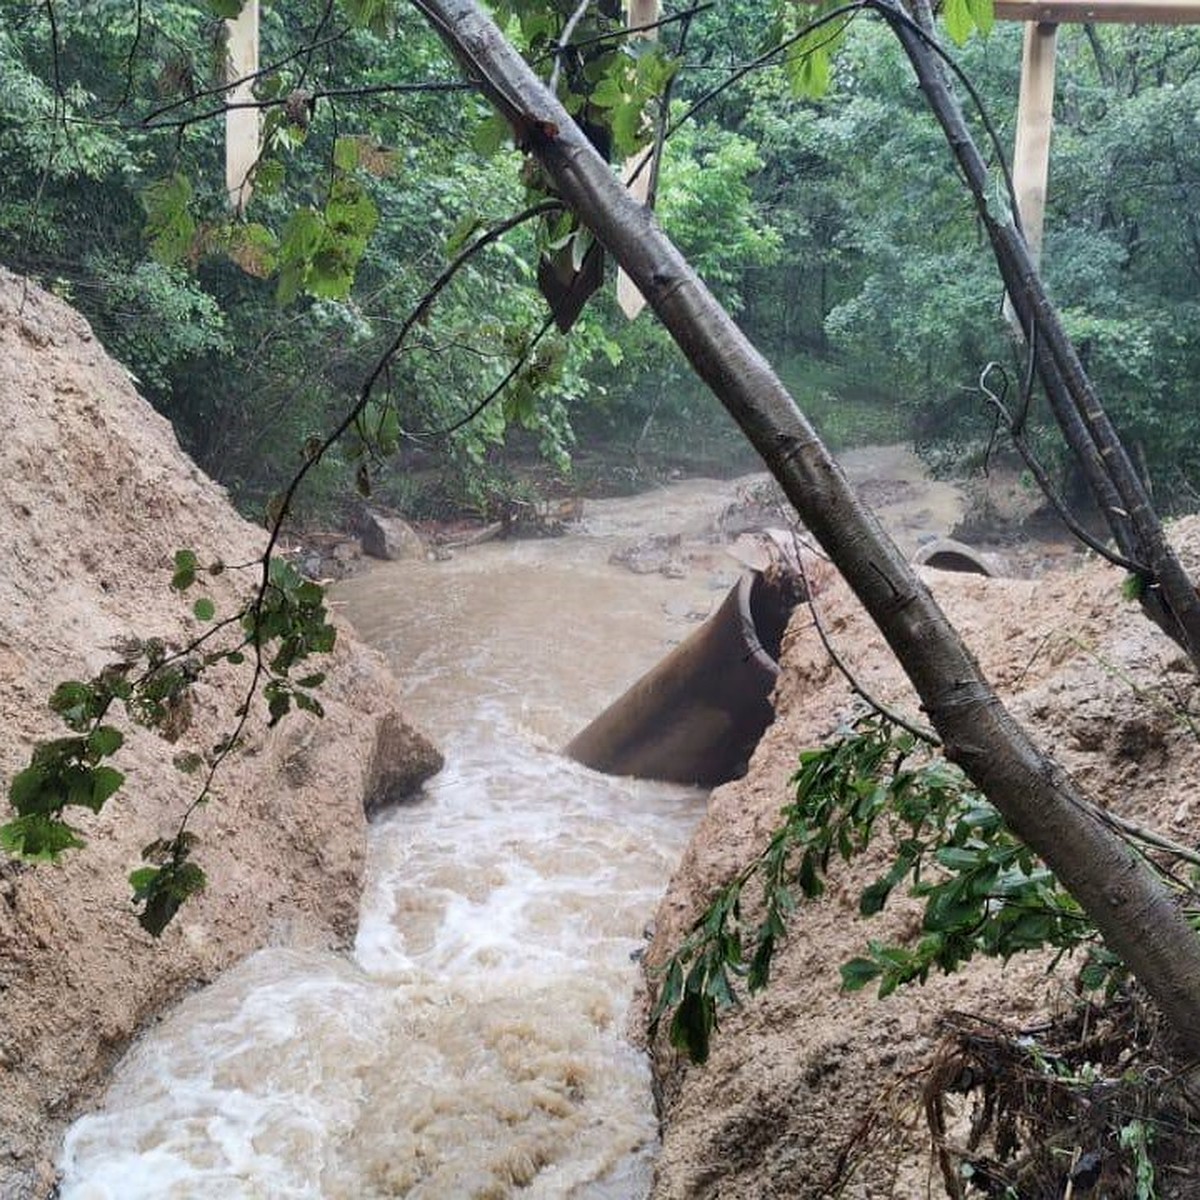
[{"x1": 55, "y1": 451, "x2": 967, "y2": 1198}]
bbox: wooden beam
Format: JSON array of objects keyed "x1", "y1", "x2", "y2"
[
  {"x1": 1004, "y1": 19, "x2": 1057, "y2": 328},
  {"x1": 225, "y1": 0, "x2": 260, "y2": 213},
  {"x1": 995, "y1": 0, "x2": 1200, "y2": 23},
  {"x1": 617, "y1": 0, "x2": 660, "y2": 319},
  {"x1": 1011, "y1": 21, "x2": 1058, "y2": 266}
]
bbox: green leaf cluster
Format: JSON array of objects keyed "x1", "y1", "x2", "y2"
[
  {"x1": 129, "y1": 833, "x2": 207, "y2": 937},
  {"x1": 0, "y1": 0, "x2": 672, "y2": 520},
  {"x1": 779, "y1": 1, "x2": 852, "y2": 100},
  {"x1": 340, "y1": 0, "x2": 397, "y2": 37},
  {"x1": 1, "y1": 679, "x2": 127, "y2": 862},
  {"x1": 649, "y1": 886, "x2": 748, "y2": 1064},
  {"x1": 244, "y1": 557, "x2": 336, "y2": 724},
  {"x1": 142, "y1": 173, "x2": 198, "y2": 265},
  {"x1": 276, "y1": 178, "x2": 380, "y2": 305},
  {"x1": 3, "y1": 544, "x2": 337, "y2": 933},
  {"x1": 651, "y1": 715, "x2": 1122, "y2": 1066},
  {"x1": 940, "y1": 0, "x2": 994, "y2": 47}
]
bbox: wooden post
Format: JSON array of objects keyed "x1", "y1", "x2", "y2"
[
  {"x1": 1011, "y1": 21, "x2": 1058, "y2": 267},
  {"x1": 1003, "y1": 19, "x2": 1057, "y2": 327},
  {"x1": 225, "y1": 0, "x2": 260, "y2": 213},
  {"x1": 617, "y1": 0, "x2": 660, "y2": 319}
]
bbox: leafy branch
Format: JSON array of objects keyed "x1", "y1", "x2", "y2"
[
  {"x1": 0, "y1": 548, "x2": 336, "y2": 936},
  {"x1": 650, "y1": 714, "x2": 1199, "y2": 1066},
  {"x1": 2, "y1": 188, "x2": 571, "y2": 934}
]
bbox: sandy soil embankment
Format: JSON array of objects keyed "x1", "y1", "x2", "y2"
[
  {"x1": 646, "y1": 475, "x2": 1200, "y2": 1197},
  {"x1": 0, "y1": 270, "x2": 441, "y2": 1197}
]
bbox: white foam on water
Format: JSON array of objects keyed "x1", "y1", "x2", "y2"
[
  {"x1": 58, "y1": 713, "x2": 700, "y2": 1198},
  {"x1": 58, "y1": 491, "x2": 728, "y2": 1197}
]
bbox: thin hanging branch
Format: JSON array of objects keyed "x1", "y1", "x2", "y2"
[
  {"x1": 976, "y1": 363, "x2": 1145, "y2": 573},
  {"x1": 160, "y1": 199, "x2": 564, "y2": 860},
  {"x1": 785, "y1": 530, "x2": 942, "y2": 746}
]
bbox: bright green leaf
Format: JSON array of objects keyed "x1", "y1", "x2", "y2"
[
  {"x1": 1, "y1": 814, "x2": 85, "y2": 861},
  {"x1": 966, "y1": 0, "x2": 994, "y2": 35},
  {"x1": 88, "y1": 726, "x2": 125, "y2": 758},
  {"x1": 128, "y1": 866, "x2": 160, "y2": 898},
  {"x1": 840, "y1": 957, "x2": 882, "y2": 992},
  {"x1": 942, "y1": 0, "x2": 974, "y2": 45},
  {"x1": 333, "y1": 135, "x2": 360, "y2": 172}
]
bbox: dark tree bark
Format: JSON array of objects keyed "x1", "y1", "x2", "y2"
[{"x1": 410, "y1": 0, "x2": 1200, "y2": 1053}]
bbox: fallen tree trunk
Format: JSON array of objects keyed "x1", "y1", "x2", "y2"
[{"x1": 411, "y1": 0, "x2": 1200, "y2": 1053}]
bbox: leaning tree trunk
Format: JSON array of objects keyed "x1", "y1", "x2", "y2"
[
  {"x1": 410, "y1": 0, "x2": 1200, "y2": 1053},
  {"x1": 878, "y1": 0, "x2": 1200, "y2": 666}
]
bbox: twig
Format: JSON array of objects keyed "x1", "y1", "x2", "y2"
[
  {"x1": 792, "y1": 538, "x2": 941, "y2": 747},
  {"x1": 402, "y1": 312, "x2": 558, "y2": 442},
  {"x1": 540, "y1": 3, "x2": 712, "y2": 58},
  {"x1": 665, "y1": 4, "x2": 866, "y2": 149},
  {"x1": 977, "y1": 363, "x2": 1146, "y2": 574},
  {"x1": 140, "y1": 80, "x2": 475, "y2": 132},
  {"x1": 166, "y1": 201, "x2": 563, "y2": 848},
  {"x1": 139, "y1": 28, "x2": 353, "y2": 124},
  {"x1": 548, "y1": 0, "x2": 593, "y2": 95},
  {"x1": 95, "y1": 0, "x2": 143, "y2": 119},
  {"x1": 1008, "y1": 629, "x2": 1055, "y2": 692},
  {"x1": 1096, "y1": 809, "x2": 1200, "y2": 872}
]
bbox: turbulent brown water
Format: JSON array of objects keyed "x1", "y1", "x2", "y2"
[
  {"x1": 54, "y1": 453, "x2": 967, "y2": 1199},
  {"x1": 54, "y1": 477, "x2": 774, "y2": 1199}
]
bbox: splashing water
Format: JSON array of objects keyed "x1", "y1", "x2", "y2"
[
  {"x1": 57, "y1": 482, "x2": 756, "y2": 1198},
  {"x1": 60, "y1": 724, "x2": 698, "y2": 1198}
]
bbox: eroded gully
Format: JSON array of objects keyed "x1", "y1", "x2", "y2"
[{"x1": 55, "y1": 450, "x2": 965, "y2": 1198}]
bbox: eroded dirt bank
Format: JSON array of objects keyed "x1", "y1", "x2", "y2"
[
  {"x1": 645, "y1": 509, "x2": 1200, "y2": 1197},
  {"x1": 0, "y1": 271, "x2": 441, "y2": 1198}
]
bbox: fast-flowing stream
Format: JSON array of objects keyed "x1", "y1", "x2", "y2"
[
  {"x1": 55, "y1": 451, "x2": 968, "y2": 1198},
  {"x1": 55, "y1": 475, "x2": 785, "y2": 1199}
]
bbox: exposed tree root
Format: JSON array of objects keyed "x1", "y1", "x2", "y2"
[{"x1": 921, "y1": 995, "x2": 1200, "y2": 1199}]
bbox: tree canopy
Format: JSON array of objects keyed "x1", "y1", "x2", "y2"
[{"x1": 3, "y1": 0, "x2": 1198, "y2": 517}]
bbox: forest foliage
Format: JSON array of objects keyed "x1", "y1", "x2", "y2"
[{"x1": 3, "y1": 0, "x2": 1200, "y2": 521}]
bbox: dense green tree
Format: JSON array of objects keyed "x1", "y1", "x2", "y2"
[
  {"x1": 0, "y1": 0, "x2": 794, "y2": 517},
  {"x1": 6, "y1": 1, "x2": 1200, "y2": 512},
  {"x1": 723, "y1": 15, "x2": 1200, "y2": 505}
]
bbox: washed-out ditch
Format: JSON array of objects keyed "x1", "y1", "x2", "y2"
[{"x1": 56, "y1": 451, "x2": 976, "y2": 1197}]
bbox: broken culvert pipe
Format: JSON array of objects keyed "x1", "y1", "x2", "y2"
[{"x1": 564, "y1": 568, "x2": 804, "y2": 787}]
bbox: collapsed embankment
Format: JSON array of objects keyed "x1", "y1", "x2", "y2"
[
  {"x1": 645, "y1": 513, "x2": 1200, "y2": 1197},
  {"x1": 0, "y1": 270, "x2": 442, "y2": 1197}
]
